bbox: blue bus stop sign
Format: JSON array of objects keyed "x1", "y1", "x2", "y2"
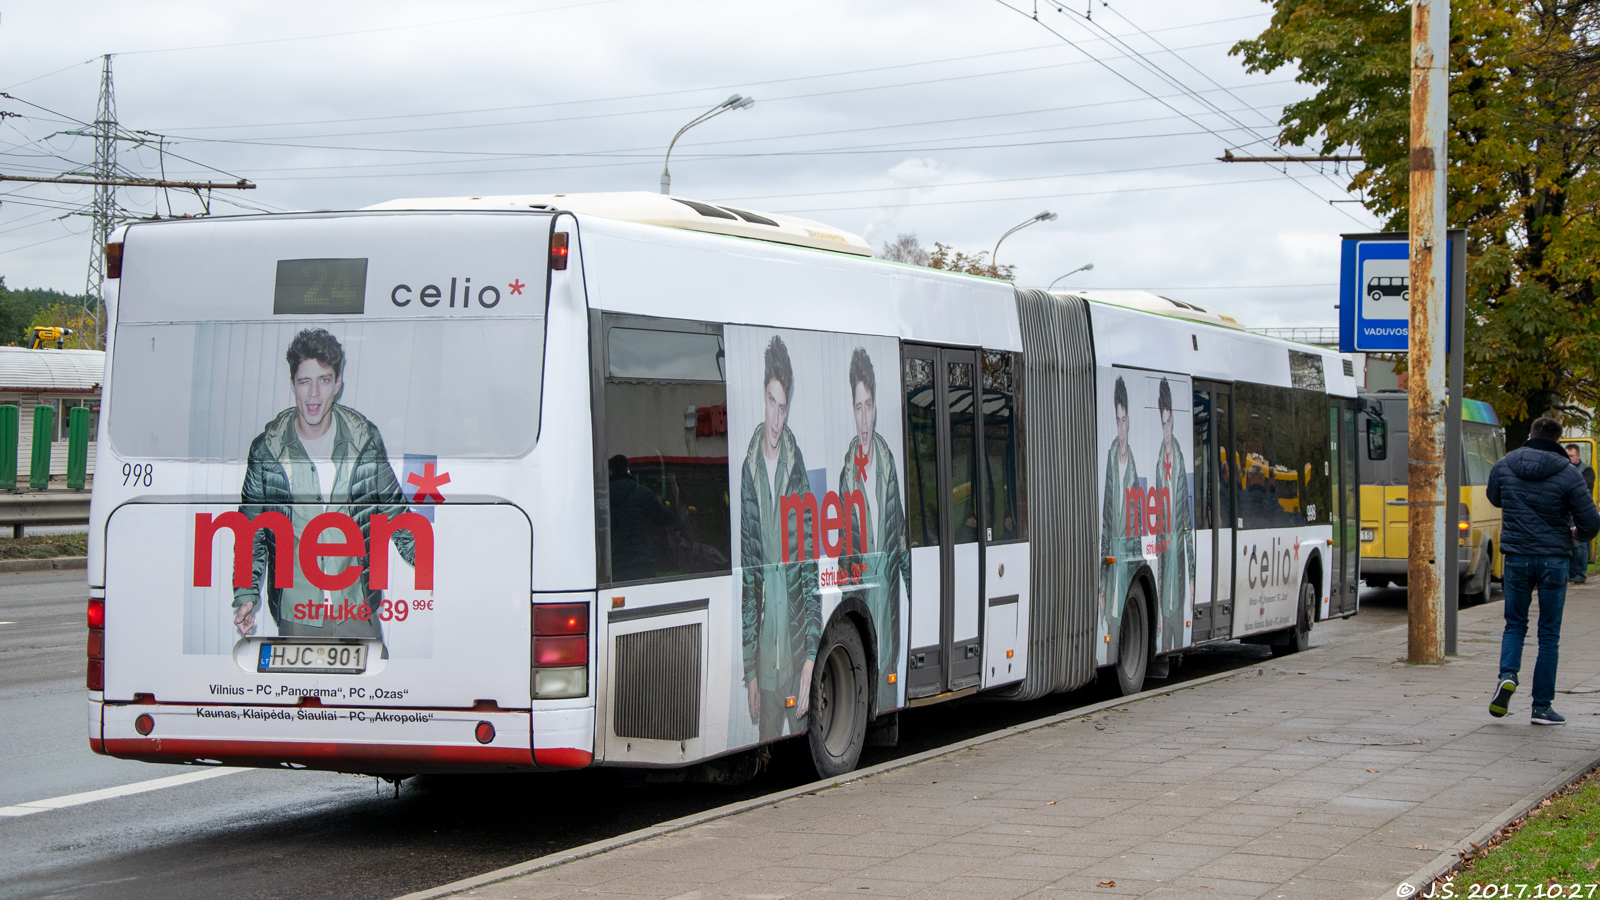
[{"x1": 1338, "y1": 233, "x2": 1455, "y2": 353}]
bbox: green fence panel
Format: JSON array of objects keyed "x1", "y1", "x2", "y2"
[
  {"x1": 29, "y1": 404, "x2": 53, "y2": 490},
  {"x1": 0, "y1": 404, "x2": 17, "y2": 491},
  {"x1": 66, "y1": 406, "x2": 89, "y2": 490}
]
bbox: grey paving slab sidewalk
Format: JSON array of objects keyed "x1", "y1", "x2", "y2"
[{"x1": 440, "y1": 589, "x2": 1600, "y2": 900}]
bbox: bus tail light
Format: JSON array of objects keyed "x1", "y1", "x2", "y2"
[
  {"x1": 533, "y1": 602, "x2": 588, "y2": 699},
  {"x1": 535, "y1": 635, "x2": 587, "y2": 667},
  {"x1": 550, "y1": 232, "x2": 569, "y2": 271},
  {"x1": 87, "y1": 597, "x2": 105, "y2": 691}
]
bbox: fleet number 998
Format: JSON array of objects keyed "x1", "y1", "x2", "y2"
[{"x1": 121, "y1": 463, "x2": 153, "y2": 486}]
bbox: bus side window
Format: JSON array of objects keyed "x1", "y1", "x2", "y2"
[
  {"x1": 980, "y1": 350, "x2": 1026, "y2": 543},
  {"x1": 1367, "y1": 419, "x2": 1387, "y2": 460},
  {"x1": 600, "y1": 320, "x2": 731, "y2": 584},
  {"x1": 904, "y1": 355, "x2": 940, "y2": 548}
]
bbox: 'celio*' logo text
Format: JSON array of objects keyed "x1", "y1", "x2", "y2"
[
  {"x1": 192, "y1": 511, "x2": 435, "y2": 590},
  {"x1": 389, "y1": 276, "x2": 526, "y2": 310}
]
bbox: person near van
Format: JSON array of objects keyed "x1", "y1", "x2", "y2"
[
  {"x1": 837, "y1": 347, "x2": 910, "y2": 707},
  {"x1": 232, "y1": 328, "x2": 419, "y2": 643},
  {"x1": 1564, "y1": 444, "x2": 1594, "y2": 584},
  {"x1": 739, "y1": 335, "x2": 821, "y2": 741},
  {"x1": 1486, "y1": 418, "x2": 1600, "y2": 724}
]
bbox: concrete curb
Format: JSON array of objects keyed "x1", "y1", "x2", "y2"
[
  {"x1": 0, "y1": 556, "x2": 86, "y2": 574},
  {"x1": 1385, "y1": 749, "x2": 1600, "y2": 900},
  {"x1": 391, "y1": 646, "x2": 1326, "y2": 900}
]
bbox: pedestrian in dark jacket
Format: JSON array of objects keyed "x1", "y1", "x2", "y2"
[
  {"x1": 1564, "y1": 444, "x2": 1594, "y2": 585},
  {"x1": 1485, "y1": 416, "x2": 1600, "y2": 724}
]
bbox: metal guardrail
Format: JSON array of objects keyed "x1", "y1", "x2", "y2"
[
  {"x1": 0, "y1": 491, "x2": 91, "y2": 528},
  {"x1": 1252, "y1": 326, "x2": 1340, "y2": 346}
]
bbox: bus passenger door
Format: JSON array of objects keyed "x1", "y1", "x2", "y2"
[
  {"x1": 1328, "y1": 399, "x2": 1360, "y2": 617},
  {"x1": 902, "y1": 345, "x2": 984, "y2": 699},
  {"x1": 1192, "y1": 381, "x2": 1236, "y2": 641}
]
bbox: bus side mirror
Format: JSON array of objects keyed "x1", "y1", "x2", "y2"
[{"x1": 1367, "y1": 419, "x2": 1387, "y2": 460}]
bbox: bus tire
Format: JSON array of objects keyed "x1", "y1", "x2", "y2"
[
  {"x1": 1115, "y1": 580, "x2": 1150, "y2": 696},
  {"x1": 807, "y1": 619, "x2": 869, "y2": 779},
  {"x1": 1462, "y1": 545, "x2": 1491, "y2": 606},
  {"x1": 1273, "y1": 579, "x2": 1316, "y2": 657}
]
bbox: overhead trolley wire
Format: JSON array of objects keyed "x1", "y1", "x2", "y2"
[
  {"x1": 993, "y1": 0, "x2": 1374, "y2": 227},
  {"x1": 150, "y1": 12, "x2": 1269, "y2": 134},
  {"x1": 771, "y1": 171, "x2": 1328, "y2": 215},
  {"x1": 1071, "y1": 3, "x2": 1368, "y2": 215}
]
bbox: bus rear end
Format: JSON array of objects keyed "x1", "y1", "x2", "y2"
[{"x1": 88, "y1": 210, "x2": 576, "y2": 773}]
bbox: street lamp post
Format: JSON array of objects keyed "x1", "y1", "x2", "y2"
[
  {"x1": 992, "y1": 210, "x2": 1058, "y2": 268},
  {"x1": 1046, "y1": 264, "x2": 1093, "y2": 290},
  {"x1": 661, "y1": 94, "x2": 755, "y2": 195}
]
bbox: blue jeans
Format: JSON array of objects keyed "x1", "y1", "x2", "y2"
[{"x1": 1500, "y1": 554, "x2": 1569, "y2": 708}]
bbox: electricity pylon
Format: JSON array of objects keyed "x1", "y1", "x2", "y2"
[{"x1": 83, "y1": 54, "x2": 116, "y2": 350}]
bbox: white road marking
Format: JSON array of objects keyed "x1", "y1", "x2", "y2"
[{"x1": 0, "y1": 766, "x2": 245, "y2": 817}]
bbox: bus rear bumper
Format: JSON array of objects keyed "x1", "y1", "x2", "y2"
[
  {"x1": 99, "y1": 703, "x2": 537, "y2": 774},
  {"x1": 1361, "y1": 556, "x2": 1471, "y2": 578}
]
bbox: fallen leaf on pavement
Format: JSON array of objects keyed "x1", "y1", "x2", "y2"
[
  {"x1": 1366, "y1": 768, "x2": 1378, "y2": 773},
  {"x1": 1099, "y1": 881, "x2": 1116, "y2": 888},
  {"x1": 1046, "y1": 801, "x2": 1057, "y2": 805},
  {"x1": 1416, "y1": 845, "x2": 1429, "y2": 850}
]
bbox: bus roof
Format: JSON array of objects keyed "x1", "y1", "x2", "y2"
[
  {"x1": 364, "y1": 191, "x2": 873, "y2": 257},
  {"x1": 1463, "y1": 398, "x2": 1500, "y2": 425},
  {"x1": 1063, "y1": 290, "x2": 1245, "y2": 330}
]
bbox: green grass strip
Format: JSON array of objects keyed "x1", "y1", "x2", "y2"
[
  {"x1": 0, "y1": 532, "x2": 86, "y2": 559},
  {"x1": 1452, "y1": 769, "x2": 1600, "y2": 891}
]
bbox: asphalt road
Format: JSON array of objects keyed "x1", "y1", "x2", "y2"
[{"x1": 0, "y1": 570, "x2": 1414, "y2": 900}]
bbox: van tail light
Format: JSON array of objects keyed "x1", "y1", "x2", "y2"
[
  {"x1": 550, "y1": 232, "x2": 569, "y2": 271},
  {"x1": 533, "y1": 602, "x2": 588, "y2": 699},
  {"x1": 87, "y1": 597, "x2": 105, "y2": 691},
  {"x1": 1459, "y1": 503, "x2": 1471, "y2": 538}
]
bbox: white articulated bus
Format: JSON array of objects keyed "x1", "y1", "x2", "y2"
[{"x1": 87, "y1": 192, "x2": 1361, "y2": 778}]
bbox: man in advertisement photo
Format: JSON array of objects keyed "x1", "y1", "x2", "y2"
[
  {"x1": 232, "y1": 327, "x2": 420, "y2": 644},
  {"x1": 1100, "y1": 375, "x2": 1140, "y2": 643},
  {"x1": 1153, "y1": 378, "x2": 1196, "y2": 651},
  {"x1": 740, "y1": 334, "x2": 822, "y2": 741},
  {"x1": 838, "y1": 347, "x2": 910, "y2": 706}
]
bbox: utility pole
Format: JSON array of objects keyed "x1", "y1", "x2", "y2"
[
  {"x1": 84, "y1": 54, "x2": 116, "y2": 350},
  {"x1": 1407, "y1": 0, "x2": 1449, "y2": 664}
]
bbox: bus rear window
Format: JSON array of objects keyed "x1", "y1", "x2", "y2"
[{"x1": 107, "y1": 214, "x2": 548, "y2": 461}]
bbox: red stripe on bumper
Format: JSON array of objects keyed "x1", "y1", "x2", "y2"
[
  {"x1": 103, "y1": 738, "x2": 535, "y2": 774},
  {"x1": 533, "y1": 747, "x2": 592, "y2": 768}
]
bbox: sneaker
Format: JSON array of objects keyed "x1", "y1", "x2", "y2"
[
  {"x1": 1532, "y1": 707, "x2": 1567, "y2": 726},
  {"x1": 1490, "y1": 678, "x2": 1517, "y2": 718}
]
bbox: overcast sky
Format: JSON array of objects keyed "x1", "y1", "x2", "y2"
[{"x1": 0, "y1": 0, "x2": 1379, "y2": 329}]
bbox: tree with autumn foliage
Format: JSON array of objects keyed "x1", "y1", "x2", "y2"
[
  {"x1": 1234, "y1": 0, "x2": 1600, "y2": 444},
  {"x1": 877, "y1": 233, "x2": 1015, "y2": 282}
]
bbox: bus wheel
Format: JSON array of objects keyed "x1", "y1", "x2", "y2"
[
  {"x1": 1115, "y1": 581, "x2": 1150, "y2": 696},
  {"x1": 1462, "y1": 548, "x2": 1490, "y2": 606},
  {"x1": 1273, "y1": 580, "x2": 1316, "y2": 657},
  {"x1": 807, "y1": 619, "x2": 869, "y2": 778}
]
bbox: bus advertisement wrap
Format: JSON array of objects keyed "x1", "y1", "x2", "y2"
[
  {"x1": 101, "y1": 213, "x2": 547, "y2": 717},
  {"x1": 1096, "y1": 367, "x2": 1197, "y2": 662},
  {"x1": 724, "y1": 326, "x2": 909, "y2": 745}
]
